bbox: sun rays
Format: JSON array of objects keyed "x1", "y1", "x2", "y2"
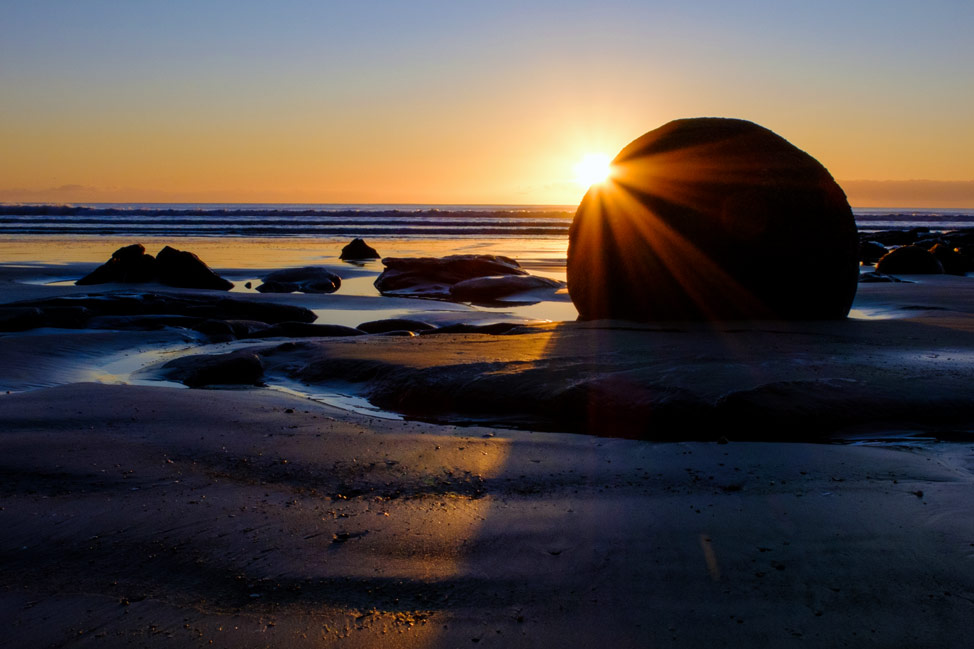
[{"x1": 573, "y1": 153, "x2": 613, "y2": 188}]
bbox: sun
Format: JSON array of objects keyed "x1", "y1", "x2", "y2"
[{"x1": 573, "y1": 153, "x2": 613, "y2": 188}]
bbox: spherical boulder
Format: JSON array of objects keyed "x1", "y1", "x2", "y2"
[{"x1": 567, "y1": 118, "x2": 860, "y2": 321}]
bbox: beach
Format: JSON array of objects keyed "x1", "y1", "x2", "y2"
[{"x1": 2, "y1": 232, "x2": 974, "y2": 647}]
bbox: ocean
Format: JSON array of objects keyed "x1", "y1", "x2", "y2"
[{"x1": 1, "y1": 203, "x2": 973, "y2": 239}]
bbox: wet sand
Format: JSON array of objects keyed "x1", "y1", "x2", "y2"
[
  {"x1": 2, "y1": 238, "x2": 974, "y2": 646},
  {"x1": 3, "y1": 384, "x2": 974, "y2": 648}
]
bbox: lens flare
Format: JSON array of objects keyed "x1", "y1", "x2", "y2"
[{"x1": 573, "y1": 153, "x2": 612, "y2": 188}]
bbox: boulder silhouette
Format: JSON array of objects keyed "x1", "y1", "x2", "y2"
[
  {"x1": 77, "y1": 243, "x2": 157, "y2": 285},
  {"x1": 567, "y1": 118, "x2": 859, "y2": 321},
  {"x1": 876, "y1": 245, "x2": 944, "y2": 275},
  {"x1": 340, "y1": 238, "x2": 381, "y2": 260},
  {"x1": 78, "y1": 244, "x2": 233, "y2": 290},
  {"x1": 156, "y1": 246, "x2": 233, "y2": 291}
]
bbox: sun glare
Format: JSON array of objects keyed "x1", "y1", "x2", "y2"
[{"x1": 574, "y1": 153, "x2": 613, "y2": 188}]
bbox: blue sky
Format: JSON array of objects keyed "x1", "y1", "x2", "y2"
[{"x1": 2, "y1": 0, "x2": 972, "y2": 205}]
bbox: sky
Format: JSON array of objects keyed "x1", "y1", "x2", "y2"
[{"x1": 1, "y1": 0, "x2": 973, "y2": 207}]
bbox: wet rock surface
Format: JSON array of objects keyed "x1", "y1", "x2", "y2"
[
  {"x1": 356, "y1": 318, "x2": 437, "y2": 334},
  {"x1": 211, "y1": 278, "x2": 974, "y2": 440},
  {"x1": 160, "y1": 350, "x2": 265, "y2": 387},
  {"x1": 858, "y1": 240, "x2": 888, "y2": 263},
  {"x1": 374, "y1": 254, "x2": 562, "y2": 302},
  {"x1": 256, "y1": 266, "x2": 342, "y2": 294},
  {"x1": 568, "y1": 118, "x2": 860, "y2": 321},
  {"x1": 0, "y1": 293, "x2": 317, "y2": 333},
  {"x1": 448, "y1": 274, "x2": 563, "y2": 302}
]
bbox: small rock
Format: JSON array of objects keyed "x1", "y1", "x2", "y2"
[
  {"x1": 340, "y1": 238, "x2": 381, "y2": 260},
  {"x1": 257, "y1": 267, "x2": 341, "y2": 294},
  {"x1": 356, "y1": 318, "x2": 437, "y2": 334}
]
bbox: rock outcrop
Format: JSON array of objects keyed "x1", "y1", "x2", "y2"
[
  {"x1": 2, "y1": 293, "x2": 317, "y2": 335},
  {"x1": 567, "y1": 118, "x2": 859, "y2": 321},
  {"x1": 76, "y1": 244, "x2": 158, "y2": 285},
  {"x1": 160, "y1": 350, "x2": 265, "y2": 387},
  {"x1": 340, "y1": 238, "x2": 381, "y2": 260},
  {"x1": 77, "y1": 244, "x2": 232, "y2": 290},
  {"x1": 156, "y1": 246, "x2": 234, "y2": 290}
]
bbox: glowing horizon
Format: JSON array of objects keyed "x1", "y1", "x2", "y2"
[{"x1": 1, "y1": 2, "x2": 972, "y2": 208}]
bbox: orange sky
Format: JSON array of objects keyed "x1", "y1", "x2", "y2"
[{"x1": 2, "y1": 2, "x2": 972, "y2": 208}]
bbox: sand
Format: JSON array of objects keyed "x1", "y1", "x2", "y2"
[
  {"x1": 2, "y1": 242, "x2": 974, "y2": 647},
  {"x1": 2, "y1": 384, "x2": 974, "y2": 648}
]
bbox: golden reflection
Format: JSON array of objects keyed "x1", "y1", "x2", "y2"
[{"x1": 334, "y1": 436, "x2": 512, "y2": 646}]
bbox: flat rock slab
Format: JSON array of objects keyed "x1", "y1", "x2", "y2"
[
  {"x1": 4, "y1": 292, "x2": 317, "y2": 328},
  {"x1": 243, "y1": 276, "x2": 974, "y2": 439}
]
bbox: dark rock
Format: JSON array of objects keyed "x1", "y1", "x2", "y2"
[
  {"x1": 190, "y1": 319, "x2": 238, "y2": 342},
  {"x1": 156, "y1": 246, "x2": 233, "y2": 291},
  {"x1": 858, "y1": 241, "x2": 888, "y2": 263},
  {"x1": 956, "y1": 245, "x2": 974, "y2": 270},
  {"x1": 249, "y1": 322, "x2": 365, "y2": 339},
  {"x1": 945, "y1": 229, "x2": 974, "y2": 248},
  {"x1": 1, "y1": 305, "x2": 92, "y2": 330},
  {"x1": 222, "y1": 319, "x2": 274, "y2": 338},
  {"x1": 0, "y1": 307, "x2": 43, "y2": 332},
  {"x1": 858, "y1": 271, "x2": 908, "y2": 283},
  {"x1": 356, "y1": 318, "x2": 437, "y2": 334},
  {"x1": 928, "y1": 243, "x2": 969, "y2": 275},
  {"x1": 256, "y1": 267, "x2": 341, "y2": 294},
  {"x1": 76, "y1": 243, "x2": 157, "y2": 285},
  {"x1": 340, "y1": 238, "x2": 381, "y2": 260},
  {"x1": 915, "y1": 237, "x2": 946, "y2": 249},
  {"x1": 86, "y1": 314, "x2": 204, "y2": 331},
  {"x1": 9, "y1": 293, "x2": 316, "y2": 326},
  {"x1": 875, "y1": 245, "x2": 944, "y2": 275},
  {"x1": 449, "y1": 274, "x2": 564, "y2": 302},
  {"x1": 421, "y1": 322, "x2": 525, "y2": 336},
  {"x1": 253, "y1": 280, "x2": 300, "y2": 293},
  {"x1": 374, "y1": 255, "x2": 527, "y2": 298},
  {"x1": 160, "y1": 350, "x2": 264, "y2": 388},
  {"x1": 553, "y1": 377, "x2": 708, "y2": 439},
  {"x1": 866, "y1": 228, "x2": 931, "y2": 247},
  {"x1": 34, "y1": 306, "x2": 92, "y2": 329},
  {"x1": 714, "y1": 378, "x2": 890, "y2": 439},
  {"x1": 567, "y1": 118, "x2": 859, "y2": 321}
]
